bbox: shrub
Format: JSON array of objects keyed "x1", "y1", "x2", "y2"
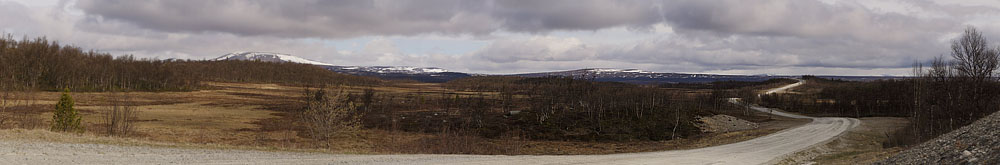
[
  {"x1": 51, "y1": 88, "x2": 82, "y2": 132},
  {"x1": 300, "y1": 88, "x2": 361, "y2": 141},
  {"x1": 103, "y1": 92, "x2": 137, "y2": 137}
]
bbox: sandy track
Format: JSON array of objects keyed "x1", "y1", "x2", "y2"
[
  {"x1": 764, "y1": 80, "x2": 805, "y2": 95},
  {"x1": 0, "y1": 80, "x2": 860, "y2": 165}
]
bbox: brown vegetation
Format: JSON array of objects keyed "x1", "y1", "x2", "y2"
[
  {"x1": 299, "y1": 88, "x2": 361, "y2": 141},
  {"x1": 0, "y1": 80, "x2": 795, "y2": 155},
  {"x1": 101, "y1": 92, "x2": 138, "y2": 137}
]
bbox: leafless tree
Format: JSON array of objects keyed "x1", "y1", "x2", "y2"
[
  {"x1": 951, "y1": 27, "x2": 1000, "y2": 81},
  {"x1": 910, "y1": 61, "x2": 928, "y2": 140},
  {"x1": 300, "y1": 88, "x2": 361, "y2": 141},
  {"x1": 103, "y1": 92, "x2": 138, "y2": 137},
  {"x1": 901, "y1": 26, "x2": 1000, "y2": 144}
]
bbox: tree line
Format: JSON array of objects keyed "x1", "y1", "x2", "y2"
[
  {"x1": 0, "y1": 34, "x2": 379, "y2": 92},
  {"x1": 759, "y1": 77, "x2": 913, "y2": 117},
  {"x1": 759, "y1": 27, "x2": 1000, "y2": 145}
]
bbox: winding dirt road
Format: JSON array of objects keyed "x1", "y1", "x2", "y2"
[{"x1": 0, "y1": 80, "x2": 860, "y2": 165}]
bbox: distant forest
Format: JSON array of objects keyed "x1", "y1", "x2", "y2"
[{"x1": 0, "y1": 35, "x2": 380, "y2": 92}]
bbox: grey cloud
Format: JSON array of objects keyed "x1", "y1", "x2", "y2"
[
  {"x1": 491, "y1": 0, "x2": 664, "y2": 32},
  {"x1": 0, "y1": 0, "x2": 346, "y2": 61},
  {"x1": 75, "y1": 0, "x2": 501, "y2": 38},
  {"x1": 74, "y1": 0, "x2": 665, "y2": 38},
  {"x1": 460, "y1": 30, "x2": 945, "y2": 75},
  {"x1": 72, "y1": 0, "x2": 966, "y2": 50},
  {"x1": 7, "y1": 0, "x2": 1000, "y2": 76},
  {"x1": 660, "y1": 0, "x2": 955, "y2": 44},
  {"x1": 601, "y1": 34, "x2": 945, "y2": 71},
  {"x1": 472, "y1": 36, "x2": 598, "y2": 63}
]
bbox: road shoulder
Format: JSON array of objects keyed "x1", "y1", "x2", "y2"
[{"x1": 776, "y1": 117, "x2": 909, "y2": 164}]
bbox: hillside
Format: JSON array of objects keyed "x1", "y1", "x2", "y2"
[
  {"x1": 213, "y1": 52, "x2": 333, "y2": 66},
  {"x1": 323, "y1": 66, "x2": 471, "y2": 83},
  {"x1": 877, "y1": 110, "x2": 1000, "y2": 164}
]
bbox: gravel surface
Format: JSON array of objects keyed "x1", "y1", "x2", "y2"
[
  {"x1": 876, "y1": 111, "x2": 1000, "y2": 164},
  {"x1": 696, "y1": 115, "x2": 760, "y2": 133},
  {"x1": 0, "y1": 80, "x2": 860, "y2": 165}
]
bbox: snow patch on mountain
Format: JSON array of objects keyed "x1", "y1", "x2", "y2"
[
  {"x1": 585, "y1": 68, "x2": 653, "y2": 74},
  {"x1": 329, "y1": 66, "x2": 449, "y2": 74},
  {"x1": 213, "y1": 52, "x2": 333, "y2": 66}
]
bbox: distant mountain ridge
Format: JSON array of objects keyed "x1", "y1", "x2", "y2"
[
  {"x1": 324, "y1": 66, "x2": 469, "y2": 83},
  {"x1": 515, "y1": 68, "x2": 784, "y2": 84},
  {"x1": 327, "y1": 66, "x2": 449, "y2": 74},
  {"x1": 212, "y1": 52, "x2": 901, "y2": 83},
  {"x1": 213, "y1": 52, "x2": 470, "y2": 82},
  {"x1": 213, "y1": 52, "x2": 333, "y2": 66}
]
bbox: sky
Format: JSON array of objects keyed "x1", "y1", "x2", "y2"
[{"x1": 2, "y1": 0, "x2": 1000, "y2": 76}]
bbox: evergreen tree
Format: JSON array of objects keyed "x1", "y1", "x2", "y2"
[{"x1": 51, "y1": 88, "x2": 82, "y2": 132}]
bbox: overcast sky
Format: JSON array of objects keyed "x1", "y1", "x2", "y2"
[{"x1": 2, "y1": 0, "x2": 1000, "y2": 76}]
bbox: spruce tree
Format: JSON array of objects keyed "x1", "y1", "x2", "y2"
[{"x1": 51, "y1": 88, "x2": 82, "y2": 132}]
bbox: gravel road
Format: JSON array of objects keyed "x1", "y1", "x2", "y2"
[{"x1": 0, "y1": 80, "x2": 860, "y2": 165}]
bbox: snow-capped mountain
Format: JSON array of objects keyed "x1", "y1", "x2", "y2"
[
  {"x1": 324, "y1": 66, "x2": 469, "y2": 83},
  {"x1": 516, "y1": 68, "x2": 782, "y2": 84},
  {"x1": 213, "y1": 52, "x2": 334, "y2": 66},
  {"x1": 213, "y1": 52, "x2": 451, "y2": 74},
  {"x1": 327, "y1": 66, "x2": 449, "y2": 74},
  {"x1": 514, "y1": 68, "x2": 901, "y2": 84},
  {"x1": 517, "y1": 68, "x2": 703, "y2": 79},
  {"x1": 586, "y1": 68, "x2": 653, "y2": 74},
  {"x1": 212, "y1": 52, "x2": 470, "y2": 82}
]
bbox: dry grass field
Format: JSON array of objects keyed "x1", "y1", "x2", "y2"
[{"x1": 0, "y1": 81, "x2": 807, "y2": 155}]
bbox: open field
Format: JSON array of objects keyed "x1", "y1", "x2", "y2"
[
  {"x1": 0, "y1": 81, "x2": 808, "y2": 155},
  {"x1": 0, "y1": 82, "x2": 868, "y2": 164}
]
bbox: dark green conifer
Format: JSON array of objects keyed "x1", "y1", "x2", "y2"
[{"x1": 51, "y1": 88, "x2": 82, "y2": 132}]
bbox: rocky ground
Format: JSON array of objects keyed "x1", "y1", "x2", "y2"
[{"x1": 877, "y1": 111, "x2": 1000, "y2": 164}]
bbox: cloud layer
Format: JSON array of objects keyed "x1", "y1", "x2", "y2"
[
  {"x1": 2, "y1": 0, "x2": 999, "y2": 75},
  {"x1": 75, "y1": 0, "x2": 668, "y2": 38}
]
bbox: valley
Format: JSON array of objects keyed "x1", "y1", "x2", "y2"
[
  {"x1": 0, "y1": 81, "x2": 882, "y2": 164},
  {"x1": 3, "y1": 2, "x2": 1000, "y2": 163}
]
